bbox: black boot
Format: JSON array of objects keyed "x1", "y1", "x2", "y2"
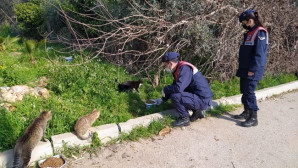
[
  {"x1": 233, "y1": 108, "x2": 249, "y2": 120},
  {"x1": 190, "y1": 110, "x2": 205, "y2": 122},
  {"x1": 241, "y1": 110, "x2": 258, "y2": 127},
  {"x1": 171, "y1": 116, "x2": 190, "y2": 127}
]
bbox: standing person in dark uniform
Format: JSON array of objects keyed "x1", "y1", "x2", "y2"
[
  {"x1": 153, "y1": 52, "x2": 213, "y2": 127},
  {"x1": 233, "y1": 9, "x2": 268, "y2": 127}
]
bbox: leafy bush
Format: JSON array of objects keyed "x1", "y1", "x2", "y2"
[
  {"x1": 54, "y1": 0, "x2": 298, "y2": 81},
  {"x1": 14, "y1": 2, "x2": 44, "y2": 36},
  {"x1": 0, "y1": 23, "x2": 11, "y2": 37},
  {"x1": 0, "y1": 36, "x2": 20, "y2": 51}
]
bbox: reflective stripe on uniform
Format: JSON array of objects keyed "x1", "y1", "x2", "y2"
[
  {"x1": 244, "y1": 26, "x2": 269, "y2": 46},
  {"x1": 174, "y1": 61, "x2": 198, "y2": 81}
]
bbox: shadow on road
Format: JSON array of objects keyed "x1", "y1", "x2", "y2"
[{"x1": 216, "y1": 112, "x2": 244, "y2": 126}]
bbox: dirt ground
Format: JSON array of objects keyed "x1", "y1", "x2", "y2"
[{"x1": 65, "y1": 90, "x2": 298, "y2": 168}]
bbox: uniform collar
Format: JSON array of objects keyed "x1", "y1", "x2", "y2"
[
  {"x1": 172, "y1": 61, "x2": 180, "y2": 74},
  {"x1": 249, "y1": 25, "x2": 258, "y2": 32}
]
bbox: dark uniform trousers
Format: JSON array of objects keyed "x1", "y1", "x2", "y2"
[
  {"x1": 170, "y1": 92, "x2": 212, "y2": 117},
  {"x1": 240, "y1": 78, "x2": 259, "y2": 111}
]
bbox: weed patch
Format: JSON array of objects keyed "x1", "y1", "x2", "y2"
[
  {"x1": 118, "y1": 117, "x2": 172, "y2": 142},
  {"x1": 206, "y1": 104, "x2": 240, "y2": 116}
]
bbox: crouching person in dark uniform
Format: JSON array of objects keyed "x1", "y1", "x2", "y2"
[
  {"x1": 233, "y1": 9, "x2": 268, "y2": 127},
  {"x1": 153, "y1": 52, "x2": 213, "y2": 127}
]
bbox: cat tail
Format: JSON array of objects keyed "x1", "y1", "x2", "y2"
[
  {"x1": 12, "y1": 143, "x2": 22, "y2": 168},
  {"x1": 76, "y1": 132, "x2": 91, "y2": 140}
]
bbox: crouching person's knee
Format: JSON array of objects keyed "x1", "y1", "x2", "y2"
[{"x1": 170, "y1": 93, "x2": 182, "y2": 103}]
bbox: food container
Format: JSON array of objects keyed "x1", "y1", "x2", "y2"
[
  {"x1": 145, "y1": 99, "x2": 157, "y2": 109},
  {"x1": 65, "y1": 57, "x2": 73, "y2": 62},
  {"x1": 38, "y1": 154, "x2": 66, "y2": 168}
]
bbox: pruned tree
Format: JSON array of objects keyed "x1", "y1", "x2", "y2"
[{"x1": 43, "y1": 0, "x2": 297, "y2": 81}]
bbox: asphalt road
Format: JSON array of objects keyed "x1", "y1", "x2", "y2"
[{"x1": 66, "y1": 90, "x2": 298, "y2": 168}]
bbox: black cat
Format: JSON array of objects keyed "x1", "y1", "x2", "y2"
[{"x1": 115, "y1": 78, "x2": 143, "y2": 93}]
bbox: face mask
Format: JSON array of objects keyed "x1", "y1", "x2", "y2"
[
  {"x1": 165, "y1": 63, "x2": 173, "y2": 73},
  {"x1": 242, "y1": 24, "x2": 251, "y2": 30}
]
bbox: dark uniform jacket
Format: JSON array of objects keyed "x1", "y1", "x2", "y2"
[
  {"x1": 236, "y1": 25, "x2": 268, "y2": 81},
  {"x1": 162, "y1": 61, "x2": 213, "y2": 102}
]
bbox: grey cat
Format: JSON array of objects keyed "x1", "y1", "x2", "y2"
[{"x1": 12, "y1": 110, "x2": 52, "y2": 168}]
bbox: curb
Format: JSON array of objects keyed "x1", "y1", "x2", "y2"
[
  {"x1": 119, "y1": 113, "x2": 164, "y2": 133},
  {"x1": 1, "y1": 80, "x2": 297, "y2": 167},
  {"x1": 51, "y1": 123, "x2": 119, "y2": 151},
  {"x1": 212, "y1": 80, "x2": 298, "y2": 106}
]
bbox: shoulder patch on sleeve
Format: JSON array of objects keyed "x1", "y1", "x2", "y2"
[{"x1": 258, "y1": 36, "x2": 266, "y2": 40}]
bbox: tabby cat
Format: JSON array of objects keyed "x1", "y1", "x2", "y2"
[
  {"x1": 74, "y1": 109, "x2": 100, "y2": 140},
  {"x1": 12, "y1": 110, "x2": 52, "y2": 168}
]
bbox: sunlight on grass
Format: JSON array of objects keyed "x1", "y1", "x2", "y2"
[{"x1": 0, "y1": 23, "x2": 297, "y2": 152}]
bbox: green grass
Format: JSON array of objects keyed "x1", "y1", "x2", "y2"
[
  {"x1": 118, "y1": 117, "x2": 173, "y2": 142},
  {"x1": 206, "y1": 104, "x2": 240, "y2": 116},
  {"x1": 0, "y1": 24, "x2": 297, "y2": 152},
  {"x1": 0, "y1": 35, "x2": 173, "y2": 151},
  {"x1": 210, "y1": 73, "x2": 298, "y2": 99}
]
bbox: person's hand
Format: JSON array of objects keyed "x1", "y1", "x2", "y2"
[
  {"x1": 248, "y1": 71, "x2": 254, "y2": 76},
  {"x1": 155, "y1": 98, "x2": 163, "y2": 105}
]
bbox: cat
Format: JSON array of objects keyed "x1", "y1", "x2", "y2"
[
  {"x1": 115, "y1": 78, "x2": 143, "y2": 93},
  {"x1": 12, "y1": 110, "x2": 52, "y2": 168},
  {"x1": 152, "y1": 74, "x2": 159, "y2": 88},
  {"x1": 74, "y1": 108, "x2": 100, "y2": 140}
]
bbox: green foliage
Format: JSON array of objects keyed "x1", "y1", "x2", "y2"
[
  {"x1": 24, "y1": 39, "x2": 37, "y2": 54},
  {"x1": 0, "y1": 36, "x2": 20, "y2": 51},
  {"x1": 0, "y1": 40, "x2": 171, "y2": 151},
  {"x1": 14, "y1": 2, "x2": 44, "y2": 34},
  {"x1": 0, "y1": 37, "x2": 4, "y2": 51},
  {"x1": 23, "y1": 38, "x2": 45, "y2": 62},
  {"x1": 206, "y1": 104, "x2": 239, "y2": 116},
  {"x1": 0, "y1": 108, "x2": 24, "y2": 151},
  {"x1": 0, "y1": 49, "x2": 48, "y2": 86},
  {"x1": 58, "y1": 142, "x2": 98, "y2": 158},
  {"x1": 55, "y1": 132, "x2": 102, "y2": 158},
  {"x1": 147, "y1": 116, "x2": 173, "y2": 134},
  {"x1": 119, "y1": 126, "x2": 151, "y2": 141},
  {"x1": 91, "y1": 132, "x2": 102, "y2": 147},
  {"x1": 210, "y1": 73, "x2": 298, "y2": 100},
  {"x1": 0, "y1": 23, "x2": 12, "y2": 37},
  {"x1": 57, "y1": 134, "x2": 101, "y2": 159},
  {"x1": 257, "y1": 73, "x2": 298, "y2": 90},
  {"x1": 0, "y1": 35, "x2": 297, "y2": 152},
  {"x1": 29, "y1": 0, "x2": 42, "y2": 5},
  {"x1": 210, "y1": 78, "x2": 240, "y2": 99},
  {"x1": 118, "y1": 117, "x2": 172, "y2": 142}
]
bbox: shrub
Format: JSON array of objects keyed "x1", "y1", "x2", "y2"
[
  {"x1": 14, "y1": 2, "x2": 44, "y2": 37},
  {"x1": 54, "y1": 1, "x2": 297, "y2": 80}
]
